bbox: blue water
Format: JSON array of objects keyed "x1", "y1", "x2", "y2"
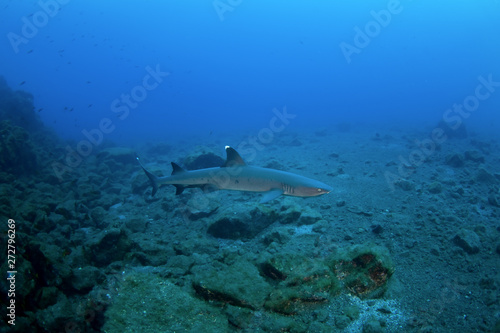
[{"x1": 1, "y1": 0, "x2": 499, "y2": 145}]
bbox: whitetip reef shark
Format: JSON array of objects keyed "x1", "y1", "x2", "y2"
[{"x1": 138, "y1": 146, "x2": 332, "y2": 203}]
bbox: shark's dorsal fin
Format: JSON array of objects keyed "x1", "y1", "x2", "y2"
[
  {"x1": 223, "y1": 146, "x2": 246, "y2": 167},
  {"x1": 171, "y1": 162, "x2": 187, "y2": 175}
]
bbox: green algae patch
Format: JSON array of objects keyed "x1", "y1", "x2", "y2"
[
  {"x1": 327, "y1": 244, "x2": 394, "y2": 299},
  {"x1": 192, "y1": 259, "x2": 272, "y2": 309},
  {"x1": 260, "y1": 253, "x2": 340, "y2": 315},
  {"x1": 103, "y1": 272, "x2": 227, "y2": 333}
]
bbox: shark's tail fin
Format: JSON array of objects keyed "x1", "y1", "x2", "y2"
[{"x1": 137, "y1": 157, "x2": 159, "y2": 196}]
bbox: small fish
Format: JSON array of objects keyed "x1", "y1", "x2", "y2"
[{"x1": 19, "y1": 81, "x2": 25, "y2": 86}]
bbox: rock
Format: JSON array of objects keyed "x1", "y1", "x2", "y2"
[
  {"x1": 0, "y1": 120, "x2": 38, "y2": 176},
  {"x1": 394, "y1": 179, "x2": 415, "y2": 191},
  {"x1": 35, "y1": 286, "x2": 60, "y2": 309},
  {"x1": 328, "y1": 244, "x2": 394, "y2": 299},
  {"x1": 124, "y1": 218, "x2": 148, "y2": 233},
  {"x1": 445, "y1": 153, "x2": 465, "y2": 167},
  {"x1": 476, "y1": 167, "x2": 497, "y2": 183},
  {"x1": 297, "y1": 206, "x2": 323, "y2": 225},
  {"x1": 363, "y1": 317, "x2": 384, "y2": 333},
  {"x1": 370, "y1": 224, "x2": 383, "y2": 234},
  {"x1": 90, "y1": 206, "x2": 108, "y2": 227},
  {"x1": 207, "y1": 204, "x2": 278, "y2": 240},
  {"x1": 288, "y1": 138, "x2": 303, "y2": 146},
  {"x1": 225, "y1": 305, "x2": 254, "y2": 330},
  {"x1": 261, "y1": 253, "x2": 339, "y2": 315},
  {"x1": 279, "y1": 202, "x2": 302, "y2": 224},
  {"x1": 336, "y1": 200, "x2": 346, "y2": 207},
  {"x1": 428, "y1": 181, "x2": 442, "y2": 194},
  {"x1": 54, "y1": 200, "x2": 76, "y2": 219},
  {"x1": 192, "y1": 259, "x2": 272, "y2": 309},
  {"x1": 35, "y1": 294, "x2": 76, "y2": 332},
  {"x1": 70, "y1": 266, "x2": 105, "y2": 292},
  {"x1": 182, "y1": 192, "x2": 219, "y2": 220},
  {"x1": 453, "y1": 229, "x2": 480, "y2": 254},
  {"x1": 183, "y1": 149, "x2": 224, "y2": 170},
  {"x1": 345, "y1": 305, "x2": 361, "y2": 320},
  {"x1": 347, "y1": 206, "x2": 374, "y2": 216},
  {"x1": 166, "y1": 255, "x2": 194, "y2": 275},
  {"x1": 97, "y1": 147, "x2": 136, "y2": 164},
  {"x1": 262, "y1": 230, "x2": 291, "y2": 246},
  {"x1": 488, "y1": 194, "x2": 500, "y2": 207},
  {"x1": 464, "y1": 150, "x2": 485, "y2": 163},
  {"x1": 104, "y1": 272, "x2": 228, "y2": 332},
  {"x1": 87, "y1": 228, "x2": 131, "y2": 266},
  {"x1": 335, "y1": 315, "x2": 351, "y2": 329}
]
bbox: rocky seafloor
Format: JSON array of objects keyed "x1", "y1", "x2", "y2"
[{"x1": 1, "y1": 80, "x2": 499, "y2": 332}]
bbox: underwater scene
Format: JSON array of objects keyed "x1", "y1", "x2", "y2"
[{"x1": 1, "y1": 0, "x2": 500, "y2": 332}]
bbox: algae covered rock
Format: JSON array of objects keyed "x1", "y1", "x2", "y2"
[
  {"x1": 260, "y1": 253, "x2": 340, "y2": 315},
  {"x1": 279, "y1": 200, "x2": 323, "y2": 225},
  {"x1": 192, "y1": 259, "x2": 272, "y2": 309},
  {"x1": 0, "y1": 77, "x2": 44, "y2": 131},
  {"x1": 207, "y1": 203, "x2": 279, "y2": 240},
  {"x1": 183, "y1": 147, "x2": 225, "y2": 170},
  {"x1": 0, "y1": 120, "x2": 38, "y2": 175},
  {"x1": 328, "y1": 244, "x2": 394, "y2": 299},
  {"x1": 87, "y1": 228, "x2": 131, "y2": 266},
  {"x1": 445, "y1": 153, "x2": 465, "y2": 167},
  {"x1": 104, "y1": 271, "x2": 228, "y2": 333},
  {"x1": 70, "y1": 266, "x2": 105, "y2": 292}
]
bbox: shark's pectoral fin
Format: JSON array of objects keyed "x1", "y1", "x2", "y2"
[
  {"x1": 260, "y1": 189, "x2": 284, "y2": 203},
  {"x1": 201, "y1": 184, "x2": 218, "y2": 193},
  {"x1": 174, "y1": 184, "x2": 185, "y2": 195}
]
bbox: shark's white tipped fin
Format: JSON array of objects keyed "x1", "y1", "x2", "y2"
[{"x1": 223, "y1": 146, "x2": 246, "y2": 167}]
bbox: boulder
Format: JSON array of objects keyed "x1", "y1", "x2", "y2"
[
  {"x1": 104, "y1": 271, "x2": 228, "y2": 333},
  {"x1": 70, "y1": 266, "x2": 105, "y2": 292},
  {"x1": 453, "y1": 229, "x2": 480, "y2": 254},
  {"x1": 97, "y1": 147, "x2": 136, "y2": 164},
  {"x1": 464, "y1": 150, "x2": 485, "y2": 163},
  {"x1": 183, "y1": 148, "x2": 224, "y2": 170},
  {"x1": 445, "y1": 153, "x2": 465, "y2": 167},
  {"x1": 192, "y1": 259, "x2": 272, "y2": 309},
  {"x1": 327, "y1": 244, "x2": 394, "y2": 299},
  {"x1": 261, "y1": 253, "x2": 340, "y2": 315}
]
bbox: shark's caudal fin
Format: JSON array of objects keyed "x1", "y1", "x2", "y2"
[{"x1": 137, "y1": 157, "x2": 159, "y2": 196}]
